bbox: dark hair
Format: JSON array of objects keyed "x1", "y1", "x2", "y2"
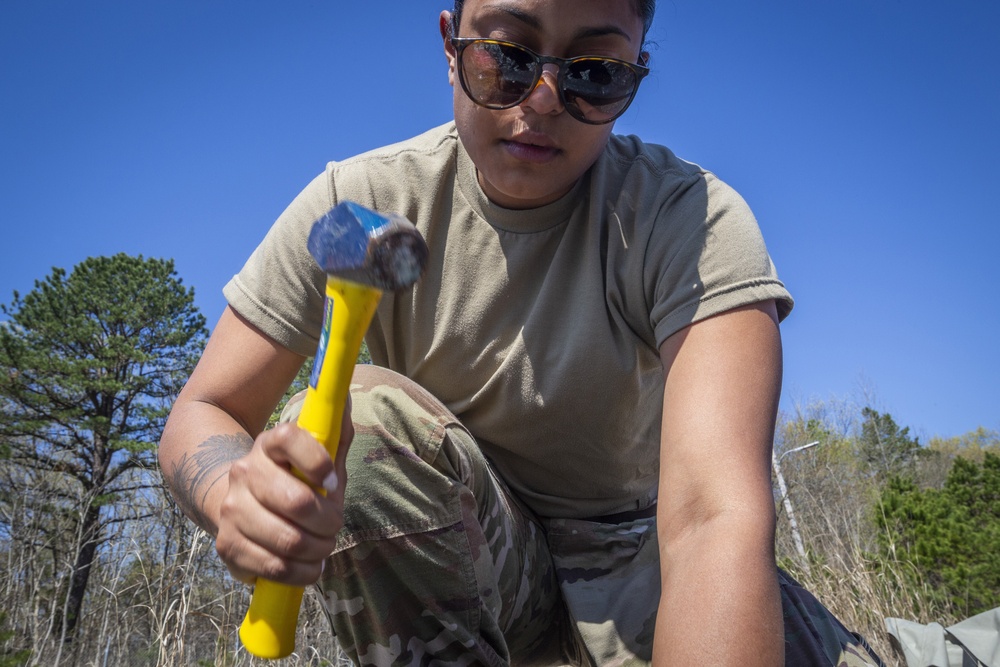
[{"x1": 451, "y1": 0, "x2": 656, "y2": 45}]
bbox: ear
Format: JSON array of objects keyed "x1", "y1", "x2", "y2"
[
  {"x1": 640, "y1": 51, "x2": 650, "y2": 67},
  {"x1": 440, "y1": 11, "x2": 457, "y2": 86}
]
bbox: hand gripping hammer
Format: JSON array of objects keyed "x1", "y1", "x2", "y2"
[{"x1": 238, "y1": 201, "x2": 428, "y2": 659}]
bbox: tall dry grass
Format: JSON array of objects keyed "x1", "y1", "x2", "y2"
[
  {"x1": 4, "y1": 396, "x2": 973, "y2": 666},
  {"x1": 0, "y1": 473, "x2": 350, "y2": 667},
  {"x1": 772, "y1": 404, "x2": 962, "y2": 667},
  {"x1": 4, "y1": 480, "x2": 932, "y2": 666},
  {"x1": 776, "y1": 543, "x2": 949, "y2": 667}
]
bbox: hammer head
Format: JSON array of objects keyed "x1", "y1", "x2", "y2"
[{"x1": 307, "y1": 201, "x2": 428, "y2": 291}]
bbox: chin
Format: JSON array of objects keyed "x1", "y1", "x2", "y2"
[{"x1": 488, "y1": 177, "x2": 576, "y2": 209}]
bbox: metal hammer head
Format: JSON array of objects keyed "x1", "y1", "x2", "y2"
[{"x1": 307, "y1": 201, "x2": 428, "y2": 291}]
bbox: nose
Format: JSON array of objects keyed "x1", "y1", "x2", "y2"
[{"x1": 520, "y1": 64, "x2": 564, "y2": 116}]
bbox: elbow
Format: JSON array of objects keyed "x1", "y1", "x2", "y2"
[
  {"x1": 158, "y1": 391, "x2": 195, "y2": 474},
  {"x1": 658, "y1": 493, "x2": 776, "y2": 562}
]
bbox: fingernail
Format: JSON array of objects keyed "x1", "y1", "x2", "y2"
[{"x1": 322, "y1": 471, "x2": 339, "y2": 494}]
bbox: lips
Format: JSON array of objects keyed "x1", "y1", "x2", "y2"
[{"x1": 502, "y1": 134, "x2": 560, "y2": 163}]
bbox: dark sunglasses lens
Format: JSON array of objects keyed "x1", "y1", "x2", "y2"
[
  {"x1": 563, "y1": 59, "x2": 638, "y2": 122},
  {"x1": 462, "y1": 42, "x2": 538, "y2": 107}
]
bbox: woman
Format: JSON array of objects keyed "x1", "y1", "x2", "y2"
[{"x1": 160, "y1": 1, "x2": 884, "y2": 664}]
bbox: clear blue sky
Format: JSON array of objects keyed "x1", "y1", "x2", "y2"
[{"x1": 2, "y1": 1, "x2": 997, "y2": 440}]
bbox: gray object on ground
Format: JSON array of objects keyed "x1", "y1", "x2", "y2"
[{"x1": 885, "y1": 607, "x2": 1000, "y2": 666}]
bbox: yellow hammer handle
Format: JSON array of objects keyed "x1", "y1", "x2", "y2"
[{"x1": 239, "y1": 277, "x2": 382, "y2": 659}]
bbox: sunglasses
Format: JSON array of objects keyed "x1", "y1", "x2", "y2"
[{"x1": 451, "y1": 38, "x2": 650, "y2": 125}]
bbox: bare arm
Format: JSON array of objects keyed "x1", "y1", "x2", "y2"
[
  {"x1": 159, "y1": 306, "x2": 350, "y2": 585},
  {"x1": 653, "y1": 301, "x2": 784, "y2": 666}
]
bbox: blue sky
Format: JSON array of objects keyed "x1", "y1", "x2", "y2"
[{"x1": 2, "y1": 1, "x2": 997, "y2": 441}]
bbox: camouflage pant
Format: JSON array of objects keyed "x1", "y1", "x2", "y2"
[{"x1": 280, "y1": 365, "x2": 885, "y2": 667}]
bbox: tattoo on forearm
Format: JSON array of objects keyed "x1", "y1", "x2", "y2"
[{"x1": 170, "y1": 433, "x2": 254, "y2": 531}]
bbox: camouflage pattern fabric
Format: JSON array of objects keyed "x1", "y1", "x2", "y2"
[
  {"x1": 542, "y1": 516, "x2": 659, "y2": 667},
  {"x1": 279, "y1": 365, "x2": 885, "y2": 666}
]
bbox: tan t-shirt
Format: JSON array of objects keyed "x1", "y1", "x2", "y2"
[{"x1": 225, "y1": 122, "x2": 793, "y2": 519}]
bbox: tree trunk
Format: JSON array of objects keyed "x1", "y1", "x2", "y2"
[{"x1": 60, "y1": 502, "x2": 101, "y2": 643}]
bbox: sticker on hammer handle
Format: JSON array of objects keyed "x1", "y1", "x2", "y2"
[{"x1": 310, "y1": 297, "x2": 334, "y2": 390}]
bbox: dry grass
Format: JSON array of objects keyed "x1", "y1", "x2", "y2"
[
  {"x1": 0, "y1": 481, "x2": 350, "y2": 666},
  {"x1": 771, "y1": 428, "x2": 962, "y2": 667},
  {"x1": 2, "y1": 403, "x2": 975, "y2": 666},
  {"x1": 4, "y1": 507, "x2": 938, "y2": 667},
  {"x1": 778, "y1": 548, "x2": 954, "y2": 667}
]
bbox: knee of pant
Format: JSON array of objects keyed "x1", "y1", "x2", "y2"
[
  {"x1": 341, "y1": 365, "x2": 472, "y2": 541},
  {"x1": 276, "y1": 365, "x2": 475, "y2": 541},
  {"x1": 348, "y1": 364, "x2": 452, "y2": 463},
  {"x1": 279, "y1": 365, "x2": 456, "y2": 465}
]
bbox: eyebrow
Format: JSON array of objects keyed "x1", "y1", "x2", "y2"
[{"x1": 473, "y1": 3, "x2": 636, "y2": 44}]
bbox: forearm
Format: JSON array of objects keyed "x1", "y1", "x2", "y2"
[
  {"x1": 159, "y1": 398, "x2": 255, "y2": 535},
  {"x1": 653, "y1": 512, "x2": 782, "y2": 666},
  {"x1": 158, "y1": 306, "x2": 307, "y2": 535},
  {"x1": 655, "y1": 302, "x2": 784, "y2": 664}
]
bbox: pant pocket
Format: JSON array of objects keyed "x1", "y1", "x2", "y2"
[{"x1": 544, "y1": 517, "x2": 659, "y2": 666}]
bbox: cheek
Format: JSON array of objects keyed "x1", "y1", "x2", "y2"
[
  {"x1": 453, "y1": 94, "x2": 492, "y2": 150},
  {"x1": 572, "y1": 125, "x2": 615, "y2": 170}
]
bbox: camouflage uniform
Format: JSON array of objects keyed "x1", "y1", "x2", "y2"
[{"x1": 279, "y1": 365, "x2": 884, "y2": 666}]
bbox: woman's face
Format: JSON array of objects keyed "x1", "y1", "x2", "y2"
[{"x1": 442, "y1": 0, "x2": 645, "y2": 209}]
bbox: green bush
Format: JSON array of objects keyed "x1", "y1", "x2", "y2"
[{"x1": 877, "y1": 453, "x2": 1000, "y2": 616}]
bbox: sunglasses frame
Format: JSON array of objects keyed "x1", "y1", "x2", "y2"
[{"x1": 451, "y1": 37, "x2": 650, "y2": 125}]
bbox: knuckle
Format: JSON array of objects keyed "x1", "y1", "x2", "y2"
[
  {"x1": 258, "y1": 556, "x2": 294, "y2": 582},
  {"x1": 273, "y1": 526, "x2": 308, "y2": 558},
  {"x1": 260, "y1": 424, "x2": 296, "y2": 454},
  {"x1": 227, "y1": 456, "x2": 253, "y2": 482},
  {"x1": 313, "y1": 503, "x2": 344, "y2": 539},
  {"x1": 218, "y1": 495, "x2": 235, "y2": 519},
  {"x1": 214, "y1": 532, "x2": 239, "y2": 564},
  {"x1": 270, "y1": 422, "x2": 296, "y2": 441},
  {"x1": 284, "y1": 484, "x2": 318, "y2": 515}
]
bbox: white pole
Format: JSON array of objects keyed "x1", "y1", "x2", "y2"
[{"x1": 772, "y1": 441, "x2": 819, "y2": 576}]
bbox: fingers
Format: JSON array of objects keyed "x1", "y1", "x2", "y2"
[
  {"x1": 261, "y1": 422, "x2": 340, "y2": 492},
  {"x1": 216, "y1": 513, "x2": 327, "y2": 586},
  {"x1": 216, "y1": 423, "x2": 349, "y2": 586}
]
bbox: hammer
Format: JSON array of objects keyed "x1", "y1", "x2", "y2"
[{"x1": 238, "y1": 201, "x2": 428, "y2": 659}]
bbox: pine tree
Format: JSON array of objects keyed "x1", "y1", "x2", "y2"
[
  {"x1": 858, "y1": 407, "x2": 921, "y2": 481},
  {"x1": 0, "y1": 254, "x2": 207, "y2": 642},
  {"x1": 878, "y1": 453, "x2": 1000, "y2": 616}
]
